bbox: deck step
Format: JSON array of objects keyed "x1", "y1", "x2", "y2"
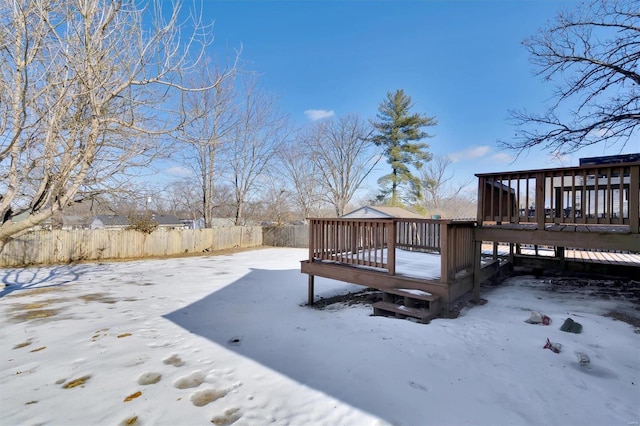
[
  {"x1": 383, "y1": 287, "x2": 439, "y2": 302},
  {"x1": 372, "y1": 301, "x2": 438, "y2": 324},
  {"x1": 381, "y1": 288, "x2": 442, "y2": 314}
]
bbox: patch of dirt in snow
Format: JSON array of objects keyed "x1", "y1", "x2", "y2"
[
  {"x1": 603, "y1": 311, "x2": 640, "y2": 329},
  {"x1": 309, "y1": 289, "x2": 382, "y2": 309},
  {"x1": 511, "y1": 272, "x2": 640, "y2": 327},
  {"x1": 541, "y1": 276, "x2": 640, "y2": 304},
  {"x1": 307, "y1": 274, "x2": 640, "y2": 327},
  {"x1": 536, "y1": 275, "x2": 640, "y2": 325}
]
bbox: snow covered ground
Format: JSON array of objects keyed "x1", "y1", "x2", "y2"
[{"x1": 0, "y1": 247, "x2": 638, "y2": 426}]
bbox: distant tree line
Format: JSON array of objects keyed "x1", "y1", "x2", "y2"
[{"x1": 6, "y1": 0, "x2": 627, "y2": 252}]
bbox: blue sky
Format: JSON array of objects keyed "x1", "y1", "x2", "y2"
[{"x1": 178, "y1": 0, "x2": 637, "y2": 188}]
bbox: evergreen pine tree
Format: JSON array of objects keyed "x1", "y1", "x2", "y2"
[{"x1": 370, "y1": 90, "x2": 437, "y2": 206}]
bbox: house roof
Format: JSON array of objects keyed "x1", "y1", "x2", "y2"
[
  {"x1": 341, "y1": 206, "x2": 426, "y2": 219},
  {"x1": 151, "y1": 214, "x2": 183, "y2": 226},
  {"x1": 93, "y1": 215, "x2": 129, "y2": 226},
  {"x1": 486, "y1": 180, "x2": 516, "y2": 194}
]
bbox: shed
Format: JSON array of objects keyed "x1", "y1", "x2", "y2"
[{"x1": 341, "y1": 206, "x2": 425, "y2": 219}]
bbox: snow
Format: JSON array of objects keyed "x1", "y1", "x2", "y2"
[
  {"x1": 326, "y1": 248, "x2": 442, "y2": 280},
  {"x1": 1, "y1": 247, "x2": 638, "y2": 426},
  {"x1": 397, "y1": 288, "x2": 433, "y2": 297}
]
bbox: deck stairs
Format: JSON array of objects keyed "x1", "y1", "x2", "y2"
[{"x1": 372, "y1": 288, "x2": 441, "y2": 324}]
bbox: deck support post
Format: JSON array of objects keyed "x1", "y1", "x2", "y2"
[
  {"x1": 558, "y1": 246, "x2": 566, "y2": 270},
  {"x1": 473, "y1": 240, "x2": 482, "y2": 302},
  {"x1": 308, "y1": 274, "x2": 315, "y2": 306}
]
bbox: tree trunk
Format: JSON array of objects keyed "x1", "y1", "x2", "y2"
[{"x1": 235, "y1": 201, "x2": 243, "y2": 226}]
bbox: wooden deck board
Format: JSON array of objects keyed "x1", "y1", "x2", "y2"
[
  {"x1": 483, "y1": 242, "x2": 640, "y2": 268},
  {"x1": 372, "y1": 301, "x2": 437, "y2": 323},
  {"x1": 382, "y1": 287, "x2": 439, "y2": 302},
  {"x1": 475, "y1": 226, "x2": 639, "y2": 252}
]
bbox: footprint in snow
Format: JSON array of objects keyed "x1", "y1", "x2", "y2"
[
  {"x1": 211, "y1": 408, "x2": 241, "y2": 426},
  {"x1": 148, "y1": 341, "x2": 173, "y2": 348},
  {"x1": 190, "y1": 388, "x2": 227, "y2": 407},
  {"x1": 137, "y1": 372, "x2": 162, "y2": 385},
  {"x1": 163, "y1": 354, "x2": 185, "y2": 367},
  {"x1": 173, "y1": 371, "x2": 206, "y2": 389},
  {"x1": 409, "y1": 381, "x2": 428, "y2": 392}
]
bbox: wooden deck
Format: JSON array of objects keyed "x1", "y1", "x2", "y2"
[
  {"x1": 475, "y1": 160, "x2": 639, "y2": 278},
  {"x1": 301, "y1": 158, "x2": 639, "y2": 323},
  {"x1": 301, "y1": 218, "x2": 498, "y2": 319},
  {"x1": 475, "y1": 161, "x2": 639, "y2": 249}
]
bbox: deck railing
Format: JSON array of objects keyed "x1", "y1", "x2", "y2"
[
  {"x1": 441, "y1": 221, "x2": 475, "y2": 283},
  {"x1": 396, "y1": 219, "x2": 441, "y2": 252},
  {"x1": 308, "y1": 218, "x2": 476, "y2": 282},
  {"x1": 476, "y1": 162, "x2": 640, "y2": 233},
  {"x1": 309, "y1": 218, "x2": 395, "y2": 273}
]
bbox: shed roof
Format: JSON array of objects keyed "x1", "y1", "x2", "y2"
[{"x1": 341, "y1": 206, "x2": 425, "y2": 219}]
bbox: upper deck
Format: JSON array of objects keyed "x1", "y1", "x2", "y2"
[{"x1": 474, "y1": 160, "x2": 640, "y2": 251}]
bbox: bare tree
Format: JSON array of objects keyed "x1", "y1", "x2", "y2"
[
  {"x1": 278, "y1": 135, "x2": 324, "y2": 222},
  {"x1": 419, "y1": 156, "x2": 472, "y2": 214},
  {"x1": 223, "y1": 74, "x2": 289, "y2": 225},
  {"x1": 162, "y1": 180, "x2": 201, "y2": 220},
  {"x1": 305, "y1": 114, "x2": 380, "y2": 217},
  {"x1": 0, "y1": 0, "x2": 216, "y2": 252},
  {"x1": 253, "y1": 175, "x2": 293, "y2": 225},
  {"x1": 177, "y1": 59, "x2": 238, "y2": 227},
  {"x1": 504, "y1": 0, "x2": 639, "y2": 154}
]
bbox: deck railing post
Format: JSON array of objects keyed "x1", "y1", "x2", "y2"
[
  {"x1": 307, "y1": 219, "x2": 316, "y2": 305},
  {"x1": 630, "y1": 165, "x2": 639, "y2": 234},
  {"x1": 535, "y1": 172, "x2": 546, "y2": 229},
  {"x1": 476, "y1": 177, "x2": 484, "y2": 225},
  {"x1": 387, "y1": 220, "x2": 396, "y2": 275},
  {"x1": 440, "y1": 221, "x2": 449, "y2": 284},
  {"x1": 309, "y1": 219, "x2": 315, "y2": 261}
]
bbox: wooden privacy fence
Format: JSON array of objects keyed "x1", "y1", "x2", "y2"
[
  {"x1": 262, "y1": 225, "x2": 309, "y2": 248},
  {"x1": 0, "y1": 227, "x2": 262, "y2": 267}
]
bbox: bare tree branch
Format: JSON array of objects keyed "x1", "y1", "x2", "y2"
[
  {"x1": 0, "y1": 0, "x2": 216, "y2": 251},
  {"x1": 504, "y1": 0, "x2": 639, "y2": 155},
  {"x1": 221, "y1": 72, "x2": 290, "y2": 225},
  {"x1": 176, "y1": 58, "x2": 239, "y2": 227},
  {"x1": 304, "y1": 114, "x2": 380, "y2": 217}
]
